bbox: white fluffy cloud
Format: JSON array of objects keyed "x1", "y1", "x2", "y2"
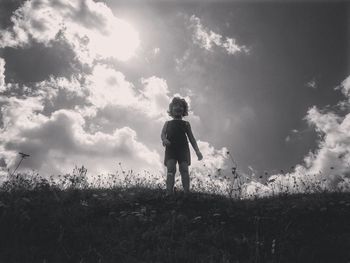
[
  {"x1": 256, "y1": 75, "x2": 350, "y2": 195},
  {"x1": 190, "y1": 141, "x2": 229, "y2": 174},
  {"x1": 0, "y1": 64, "x2": 170, "y2": 176},
  {"x1": 303, "y1": 107, "x2": 350, "y2": 178},
  {"x1": 306, "y1": 79, "x2": 317, "y2": 89},
  {"x1": 189, "y1": 15, "x2": 248, "y2": 55},
  {"x1": 0, "y1": 65, "x2": 232, "y2": 192},
  {"x1": 0, "y1": 96, "x2": 162, "y2": 177},
  {"x1": 140, "y1": 77, "x2": 171, "y2": 118},
  {"x1": 0, "y1": 2, "x2": 236, "y2": 191},
  {"x1": 0, "y1": 61, "x2": 212, "y2": 179},
  {"x1": 0, "y1": 0, "x2": 140, "y2": 64},
  {"x1": 84, "y1": 64, "x2": 174, "y2": 122},
  {"x1": 86, "y1": 65, "x2": 139, "y2": 108},
  {"x1": 0, "y1": 58, "x2": 5, "y2": 92},
  {"x1": 339, "y1": 75, "x2": 350, "y2": 100}
]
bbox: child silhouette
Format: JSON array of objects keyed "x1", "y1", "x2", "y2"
[{"x1": 161, "y1": 97, "x2": 203, "y2": 196}]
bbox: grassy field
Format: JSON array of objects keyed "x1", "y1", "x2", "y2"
[{"x1": 1, "y1": 179, "x2": 350, "y2": 263}]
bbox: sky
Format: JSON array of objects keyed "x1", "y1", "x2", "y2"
[{"x1": 0, "y1": 0, "x2": 350, "y2": 192}]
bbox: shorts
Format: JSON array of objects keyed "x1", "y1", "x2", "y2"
[{"x1": 164, "y1": 145, "x2": 191, "y2": 166}]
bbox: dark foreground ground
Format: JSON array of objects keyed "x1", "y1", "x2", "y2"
[{"x1": 0, "y1": 187, "x2": 350, "y2": 263}]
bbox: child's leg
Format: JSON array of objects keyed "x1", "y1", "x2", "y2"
[
  {"x1": 179, "y1": 162, "x2": 190, "y2": 194},
  {"x1": 166, "y1": 159, "x2": 176, "y2": 195}
]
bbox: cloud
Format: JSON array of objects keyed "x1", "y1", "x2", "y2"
[
  {"x1": 303, "y1": 105, "x2": 350, "y2": 177},
  {"x1": 191, "y1": 140, "x2": 229, "y2": 173},
  {"x1": 0, "y1": 64, "x2": 166, "y2": 173},
  {"x1": 257, "y1": 75, "x2": 350, "y2": 195},
  {"x1": 0, "y1": 0, "x2": 140, "y2": 64},
  {"x1": 0, "y1": 97, "x2": 162, "y2": 177},
  {"x1": 306, "y1": 79, "x2": 317, "y2": 89},
  {"x1": 188, "y1": 15, "x2": 248, "y2": 55},
  {"x1": 0, "y1": 62, "x2": 209, "y2": 181},
  {"x1": 338, "y1": 75, "x2": 350, "y2": 99},
  {"x1": 140, "y1": 77, "x2": 171, "y2": 118},
  {"x1": 84, "y1": 64, "x2": 175, "y2": 122},
  {"x1": 83, "y1": 65, "x2": 202, "y2": 125},
  {"x1": 0, "y1": 86, "x2": 229, "y2": 191},
  {"x1": 34, "y1": 75, "x2": 88, "y2": 115},
  {"x1": 86, "y1": 65, "x2": 139, "y2": 108},
  {"x1": 0, "y1": 2, "x2": 233, "y2": 191},
  {"x1": 30, "y1": 64, "x2": 174, "y2": 122},
  {"x1": 0, "y1": 96, "x2": 45, "y2": 132},
  {"x1": 0, "y1": 58, "x2": 5, "y2": 92},
  {"x1": 0, "y1": 65, "x2": 170, "y2": 176},
  {"x1": 0, "y1": 96, "x2": 46, "y2": 172}
]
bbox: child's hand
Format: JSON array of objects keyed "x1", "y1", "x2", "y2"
[
  {"x1": 162, "y1": 139, "x2": 171, "y2": 147},
  {"x1": 196, "y1": 151, "x2": 203, "y2": 161}
]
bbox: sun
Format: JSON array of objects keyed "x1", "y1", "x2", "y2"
[{"x1": 88, "y1": 18, "x2": 140, "y2": 62}]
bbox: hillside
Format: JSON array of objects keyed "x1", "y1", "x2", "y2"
[{"x1": 1, "y1": 186, "x2": 350, "y2": 263}]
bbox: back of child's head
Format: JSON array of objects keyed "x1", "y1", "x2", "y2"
[{"x1": 168, "y1": 97, "x2": 189, "y2": 117}]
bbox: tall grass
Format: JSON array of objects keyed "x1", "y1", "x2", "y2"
[
  {"x1": 1, "y1": 165, "x2": 350, "y2": 262},
  {"x1": 1, "y1": 162, "x2": 349, "y2": 198}
]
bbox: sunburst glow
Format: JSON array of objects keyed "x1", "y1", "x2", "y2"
[{"x1": 88, "y1": 18, "x2": 140, "y2": 61}]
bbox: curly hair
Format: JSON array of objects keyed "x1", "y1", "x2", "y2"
[{"x1": 167, "y1": 97, "x2": 189, "y2": 117}]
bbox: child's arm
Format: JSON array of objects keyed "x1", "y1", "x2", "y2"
[
  {"x1": 161, "y1": 121, "x2": 171, "y2": 146},
  {"x1": 186, "y1": 122, "x2": 203, "y2": 160}
]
